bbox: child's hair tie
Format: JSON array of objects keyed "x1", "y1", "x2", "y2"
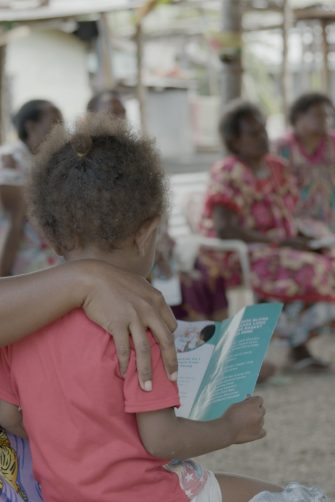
[{"x1": 71, "y1": 133, "x2": 93, "y2": 159}]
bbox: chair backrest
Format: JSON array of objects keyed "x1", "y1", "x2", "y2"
[
  {"x1": 169, "y1": 171, "x2": 208, "y2": 239},
  {"x1": 168, "y1": 171, "x2": 255, "y2": 311}
]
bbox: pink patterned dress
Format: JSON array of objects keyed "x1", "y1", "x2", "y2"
[
  {"x1": 0, "y1": 141, "x2": 60, "y2": 275},
  {"x1": 275, "y1": 131, "x2": 335, "y2": 231},
  {"x1": 198, "y1": 154, "x2": 335, "y2": 304}
]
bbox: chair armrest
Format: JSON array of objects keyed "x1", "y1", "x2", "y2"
[{"x1": 193, "y1": 235, "x2": 253, "y2": 293}]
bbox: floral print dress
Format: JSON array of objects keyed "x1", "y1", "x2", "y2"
[
  {"x1": 198, "y1": 155, "x2": 335, "y2": 346},
  {"x1": 199, "y1": 154, "x2": 335, "y2": 303},
  {"x1": 275, "y1": 131, "x2": 335, "y2": 231},
  {"x1": 0, "y1": 141, "x2": 60, "y2": 275}
]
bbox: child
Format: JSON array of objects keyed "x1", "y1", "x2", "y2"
[{"x1": 0, "y1": 116, "x2": 327, "y2": 502}]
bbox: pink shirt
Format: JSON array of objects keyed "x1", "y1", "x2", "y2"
[{"x1": 0, "y1": 310, "x2": 192, "y2": 502}]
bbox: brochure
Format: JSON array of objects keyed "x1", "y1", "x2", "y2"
[{"x1": 174, "y1": 303, "x2": 283, "y2": 421}]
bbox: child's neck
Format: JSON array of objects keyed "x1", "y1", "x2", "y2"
[{"x1": 65, "y1": 246, "x2": 142, "y2": 276}]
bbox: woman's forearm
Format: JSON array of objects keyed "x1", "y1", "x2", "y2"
[
  {"x1": 217, "y1": 225, "x2": 273, "y2": 245},
  {"x1": 0, "y1": 262, "x2": 84, "y2": 345},
  {"x1": 0, "y1": 259, "x2": 178, "y2": 387},
  {"x1": 213, "y1": 206, "x2": 273, "y2": 244}
]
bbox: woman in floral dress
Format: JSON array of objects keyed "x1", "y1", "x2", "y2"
[
  {"x1": 275, "y1": 92, "x2": 335, "y2": 231},
  {"x1": 199, "y1": 100, "x2": 335, "y2": 369}
]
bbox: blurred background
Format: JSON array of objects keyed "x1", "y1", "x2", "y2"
[
  {"x1": 1, "y1": 0, "x2": 335, "y2": 164},
  {"x1": 0, "y1": 1, "x2": 335, "y2": 498}
]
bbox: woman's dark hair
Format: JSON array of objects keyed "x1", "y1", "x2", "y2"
[
  {"x1": 27, "y1": 113, "x2": 167, "y2": 254},
  {"x1": 13, "y1": 100, "x2": 55, "y2": 142},
  {"x1": 200, "y1": 324, "x2": 216, "y2": 343},
  {"x1": 289, "y1": 92, "x2": 334, "y2": 125},
  {"x1": 218, "y1": 100, "x2": 263, "y2": 153},
  {"x1": 87, "y1": 90, "x2": 124, "y2": 113}
]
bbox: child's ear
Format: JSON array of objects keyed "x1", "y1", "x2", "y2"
[{"x1": 135, "y1": 217, "x2": 160, "y2": 256}]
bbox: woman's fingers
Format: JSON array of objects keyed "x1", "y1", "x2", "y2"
[
  {"x1": 148, "y1": 317, "x2": 178, "y2": 381},
  {"x1": 129, "y1": 318, "x2": 153, "y2": 391},
  {"x1": 81, "y1": 261, "x2": 178, "y2": 389},
  {"x1": 112, "y1": 326, "x2": 131, "y2": 377},
  {"x1": 129, "y1": 307, "x2": 178, "y2": 388},
  {"x1": 149, "y1": 287, "x2": 177, "y2": 333},
  {"x1": 144, "y1": 289, "x2": 178, "y2": 380}
]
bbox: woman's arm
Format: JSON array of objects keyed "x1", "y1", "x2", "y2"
[
  {"x1": 213, "y1": 206, "x2": 273, "y2": 244},
  {"x1": 0, "y1": 185, "x2": 25, "y2": 276},
  {"x1": 0, "y1": 260, "x2": 178, "y2": 389},
  {"x1": 213, "y1": 206, "x2": 312, "y2": 251}
]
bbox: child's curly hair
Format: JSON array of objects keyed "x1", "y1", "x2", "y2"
[{"x1": 27, "y1": 113, "x2": 168, "y2": 254}]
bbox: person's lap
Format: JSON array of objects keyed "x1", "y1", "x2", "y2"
[{"x1": 0, "y1": 428, "x2": 42, "y2": 502}]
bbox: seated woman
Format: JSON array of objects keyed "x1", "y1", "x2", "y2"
[
  {"x1": 0, "y1": 100, "x2": 63, "y2": 276},
  {"x1": 198, "y1": 100, "x2": 335, "y2": 370},
  {"x1": 275, "y1": 92, "x2": 335, "y2": 231}
]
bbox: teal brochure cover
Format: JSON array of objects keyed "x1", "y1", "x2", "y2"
[{"x1": 174, "y1": 303, "x2": 283, "y2": 421}]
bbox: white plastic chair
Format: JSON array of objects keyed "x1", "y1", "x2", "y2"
[{"x1": 169, "y1": 172, "x2": 255, "y2": 314}]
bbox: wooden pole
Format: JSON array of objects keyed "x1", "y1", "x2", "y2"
[
  {"x1": 97, "y1": 12, "x2": 114, "y2": 89},
  {"x1": 134, "y1": 0, "x2": 165, "y2": 134},
  {"x1": 281, "y1": 0, "x2": 291, "y2": 123},
  {"x1": 0, "y1": 44, "x2": 6, "y2": 144},
  {"x1": 321, "y1": 20, "x2": 331, "y2": 95},
  {"x1": 135, "y1": 23, "x2": 147, "y2": 134},
  {"x1": 220, "y1": 0, "x2": 242, "y2": 108},
  {"x1": 298, "y1": 22, "x2": 309, "y2": 92},
  {"x1": 136, "y1": 0, "x2": 160, "y2": 23}
]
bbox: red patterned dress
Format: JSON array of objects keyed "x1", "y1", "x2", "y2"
[
  {"x1": 198, "y1": 154, "x2": 335, "y2": 304},
  {"x1": 275, "y1": 131, "x2": 335, "y2": 231}
]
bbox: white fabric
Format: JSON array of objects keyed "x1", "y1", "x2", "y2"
[
  {"x1": 249, "y1": 482, "x2": 328, "y2": 502},
  {"x1": 0, "y1": 141, "x2": 31, "y2": 186},
  {"x1": 192, "y1": 471, "x2": 222, "y2": 502},
  {"x1": 191, "y1": 478, "x2": 328, "y2": 502}
]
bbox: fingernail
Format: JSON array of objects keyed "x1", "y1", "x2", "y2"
[
  {"x1": 169, "y1": 371, "x2": 178, "y2": 382},
  {"x1": 144, "y1": 380, "x2": 152, "y2": 392}
]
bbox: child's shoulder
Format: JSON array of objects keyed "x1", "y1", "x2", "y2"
[
  {"x1": 20, "y1": 308, "x2": 108, "y2": 350},
  {"x1": 48, "y1": 308, "x2": 105, "y2": 334}
]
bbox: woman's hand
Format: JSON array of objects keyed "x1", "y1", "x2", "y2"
[
  {"x1": 280, "y1": 235, "x2": 313, "y2": 252},
  {"x1": 0, "y1": 260, "x2": 178, "y2": 392},
  {"x1": 80, "y1": 261, "x2": 178, "y2": 391}
]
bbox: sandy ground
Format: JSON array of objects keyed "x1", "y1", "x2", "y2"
[{"x1": 195, "y1": 334, "x2": 335, "y2": 500}]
